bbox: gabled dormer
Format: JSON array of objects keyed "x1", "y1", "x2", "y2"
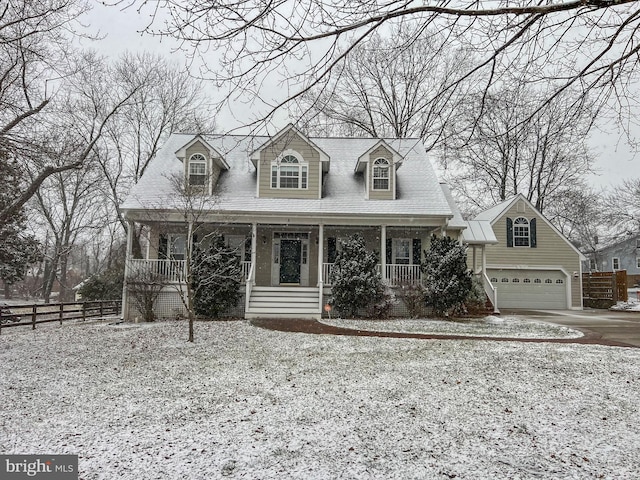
[
  {"x1": 355, "y1": 140, "x2": 403, "y2": 200},
  {"x1": 250, "y1": 124, "x2": 330, "y2": 199},
  {"x1": 175, "y1": 135, "x2": 229, "y2": 195}
]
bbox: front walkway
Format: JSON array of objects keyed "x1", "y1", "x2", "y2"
[{"x1": 251, "y1": 311, "x2": 640, "y2": 348}]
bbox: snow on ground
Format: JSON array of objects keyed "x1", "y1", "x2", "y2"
[
  {"x1": 1, "y1": 320, "x2": 640, "y2": 479},
  {"x1": 320, "y1": 316, "x2": 584, "y2": 339},
  {"x1": 611, "y1": 288, "x2": 640, "y2": 312}
]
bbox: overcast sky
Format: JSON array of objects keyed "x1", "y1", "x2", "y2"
[{"x1": 83, "y1": 3, "x2": 637, "y2": 190}]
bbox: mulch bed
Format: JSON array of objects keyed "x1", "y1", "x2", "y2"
[{"x1": 250, "y1": 318, "x2": 638, "y2": 348}]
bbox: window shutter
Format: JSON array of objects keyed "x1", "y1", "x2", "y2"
[
  {"x1": 244, "y1": 237, "x2": 251, "y2": 262},
  {"x1": 386, "y1": 238, "x2": 393, "y2": 264},
  {"x1": 506, "y1": 217, "x2": 513, "y2": 248},
  {"x1": 412, "y1": 239, "x2": 422, "y2": 265},
  {"x1": 159, "y1": 234, "x2": 168, "y2": 259},
  {"x1": 328, "y1": 237, "x2": 337, "y2": 263},
  {"x1": 530, "y1": 218, "x2": 537, "y2": 248}
]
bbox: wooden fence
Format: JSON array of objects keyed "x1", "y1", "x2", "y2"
[
  {"x1": 0, "y1": 300, "x2": 121, "y2": 334},
  {"x1": 582, "y1": 270, "x2": 628, "y2": 307}
]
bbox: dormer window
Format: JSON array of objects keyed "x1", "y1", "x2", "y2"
[
  {"x1": 372, "y1": 158, "x2": 390, "y2": 190},
  {"x1": 188, "y1": 153, "x2": 207, "y2": 186},
  {"x1": 271, "y1": 154, "x2": 308, "y2": 189}
]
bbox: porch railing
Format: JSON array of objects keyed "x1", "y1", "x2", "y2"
[
  {"x1": 385, "y1": 264, "x2": 422, "y2": 287},
  {"x1": 322, "y1": 263, "x2": 422, "y2": 287},
  {"x1": 127, "y1": 259, "x2": 252, "y2": 283},
  {"x1": 127, "y1": 259, "x2": 187, "y2": 283}
]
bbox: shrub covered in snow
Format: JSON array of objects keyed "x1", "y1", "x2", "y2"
[
  {"x1": 192, "y1": 234, "x2": 242, "y2": 318},
  {"x1": 422, "y1": 234, "x2": 472, "y2": 316},
  {"x1": 330, "y1": 234, "x2": 384, "y2": 317}
]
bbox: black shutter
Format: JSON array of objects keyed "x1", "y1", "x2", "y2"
[
  {"x1": 386, "y1": 238, "x2": 393, "y2": 264},
  {"x1": 328, "y1": 237, "x2": 337, "y2": 263},
  {"x1": 244, "y1": 237, "x2": 252, "y2": 262},
  {"x1": 530, "y1": 218, "x2": 537, "y2": 248},
  {"x1": 158, "y1": 234, "x2": 168, "y2": 259},
  {"x1": 412, "y1": 239, "x2": 422, "y2": 265},
  {"x1": 506, "y1": 217, "x2": 513, "y2": 248}
]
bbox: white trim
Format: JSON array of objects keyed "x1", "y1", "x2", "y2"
[
  {"x1": 250, "y1": 123, "x2": 330, "y2": 167},
  {"x1": 354, "y1": 139, "x2": 404, "y2": 173},
  {"x1": 175, "y1": 135, "x2": 229, "y2": 169},
  {"x1": 372, "y1": 158, "x2": 391, "y2": 192},
  {"x1": 486, "y1": 265, "x2": 572, "y2": 309},
  {"x1": 481, "y1": 194, "x2": 586, "y2": 261},
  {"x1": 271, "y1": 150, "x2": 308, "y2": 190}
]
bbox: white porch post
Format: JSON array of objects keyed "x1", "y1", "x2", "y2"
[
  {"x1": 481, "y1": 245, "x2": 487, "y2": 275},
  {"x1": 472, "y1": 246, "x2": 478, "y2": 274},
  {"x1": 381, "y1": 225, "x2": 387, "y2": 283},
  {"x1": 121, "y1": 219, "x2": 135, "y2": 321},
  {"x1": 317, "y1": 223, "x2": 324, "y2": 285},
  {"x1": 251, "y1": 222, "x2": 257, "y2": 271}
]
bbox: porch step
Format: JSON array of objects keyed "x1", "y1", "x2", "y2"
[{"x1": 246, "y1": 286, "x2": 321, "y2": 320}]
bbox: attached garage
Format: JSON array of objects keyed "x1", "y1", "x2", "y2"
[{"x1": 488, "y1": 269, "x2": 569, "y2": 310}]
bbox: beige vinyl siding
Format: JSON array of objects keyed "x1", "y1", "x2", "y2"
[
  {"x1": 258, "y1": 132, "x2": 321, "y2": 199},
  {"x1": 368, "y1": 145, "x2": 394, "y2": 200},
  {"x1": 185, "y1": 141, "x2": 222, "y2": 193},
  {"x1": 253, "y1": 226, "x2": 319, "y2": 286},
  {"x1": 487, "y1": 202, "x2": 582, "y2": 307}
]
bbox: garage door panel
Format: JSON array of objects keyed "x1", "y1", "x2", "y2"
[{"x1": 488, "y1": 269, "x2": 567, "y2": 309}]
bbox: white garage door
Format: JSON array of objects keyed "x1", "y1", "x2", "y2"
[{"x1": 487, "y1": 269, "x2": 568, "y2": 310}]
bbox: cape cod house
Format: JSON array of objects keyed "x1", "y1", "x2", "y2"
[
  {"x1": 120, "y1": 124, "x2": 475, "y2": 320},
  {"x1": 119, "y1": 124, "x2": 582, "y2": 320}
]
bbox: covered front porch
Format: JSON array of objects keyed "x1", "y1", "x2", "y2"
[{"x1": 122, "y1": 218, "x2": 450, "y2": 320}]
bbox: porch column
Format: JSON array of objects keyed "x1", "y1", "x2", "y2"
[
  {"x1": 317, "y1": 223, "x2": 324, "y2": 286},
  {"x1": 251, "y1": 223, "x2": 257, "y2": 274},
  {"x1": 121, "y1": 219, "x2": 135, "y2": 321},
  {"x1": 381, "y1": 225, "x2": 387, "y2": 283},
  {"x1": 481, "y1": 245, "x2": 487, "y2": 276},
  {"x1": 472, "y1": 245, "x2": 478, "y2": 274}
]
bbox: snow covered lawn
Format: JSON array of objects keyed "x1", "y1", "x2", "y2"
[{"x1": 1, "y1": 320, "x2": 640, "y2": 479}]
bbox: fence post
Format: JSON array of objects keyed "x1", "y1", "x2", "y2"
[
  {"x1": 612, "y1": 272, "x2": 618, "y2": 303},
  {"x1": 100, "y1": 301, "x2": 104, "y2": 318},
  {"x1": 82, "y1": 302, "x2": 86, "y2": 321},
  {"x1": 59, "y1": 302, "x2": 64, "y2": 325},
  {"x1": 32, "y1": 305, "x2": 37, "y2": 330}
]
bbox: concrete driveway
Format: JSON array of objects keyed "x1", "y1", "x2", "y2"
[{"x1": 502, "y1": 309, "x2": 640, "y2": 348}]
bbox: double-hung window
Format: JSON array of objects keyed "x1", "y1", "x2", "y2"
[
  {"x1": 188, "y1": 153, "x2": 207, "y2": 186},
  {"x1": 513, "y1": 217, "x2": 530, "y2": 247},
  {"x1": 372, "y1": 158, "x2": 390, "y2": 190},
  {"x1": 271, "y1": 154, "x2": 307, "y2": 189}
]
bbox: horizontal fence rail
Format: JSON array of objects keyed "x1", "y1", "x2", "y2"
[
  {"x1": 0, "y1": 300, "x2": 121, "y2": 334},
  {"x1": 582, "y1": 270, "x2": 627, "y2": 303}
]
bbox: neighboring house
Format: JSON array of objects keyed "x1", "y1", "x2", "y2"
[
  {"x1": 583, "y1": 234, "x2": 640, "y2": 287},
  {"x1": 466, "y1": 195, "x2": 585, "y2": 310},
  {"x1": 120, "y1": 124, "x2": 467, "y2": 320}
]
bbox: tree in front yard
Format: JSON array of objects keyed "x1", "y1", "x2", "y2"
[
  {"x1": 330, "y1": 234, "x2": 383, "y2": 318},
  {"x1": 0, "y1": 157, "x2": 41, "y2": 298},
  {"x1": 191, "y1": 234, "x2": 242, "y2": 318},
  {"x1": 422, "y1": 234, "x2": 472, "y2": 316}
]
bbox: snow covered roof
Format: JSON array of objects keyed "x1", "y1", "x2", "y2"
[
  {"x1": 439, "y1": 183, "x2": 467, "y2": 230},
  {"x1": 462, "y1": 220, "x2": 498, "y2": 245},
  {"x1": 472, "y1": 196, "x2": 518, "y2": 223},
  {"x1": 121, "y1": 133, "x2": 454, "y2": 221}
]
